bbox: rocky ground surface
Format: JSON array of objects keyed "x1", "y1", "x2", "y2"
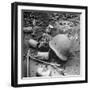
[{"x1": 22, "y1": 11, "x2": 80, "y2": 77}]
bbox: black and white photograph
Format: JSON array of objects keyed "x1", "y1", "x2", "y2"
[
  {"x1": 11, "y1": 2, "x2": 88, "y2": 87},
  {"x1": 22, "y1": 11, "x2": 80, "y2": 77}
]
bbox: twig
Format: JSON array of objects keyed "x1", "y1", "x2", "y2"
[
  {"x1": 29, "y1": 53, "x2": 65, "y2": 76},
  {"x1": 29, "y1": 54, "x2": 60, "y2": 67},
  {"x1": 27, "y1": 50, "x2": 30, "y2": 77}
]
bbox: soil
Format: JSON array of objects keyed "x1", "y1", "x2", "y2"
[{"x1": 22, "y1": 11, "x2": 80, "y2": 77}]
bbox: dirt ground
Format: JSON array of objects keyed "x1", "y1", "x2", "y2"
[
  {"x1": 22, "y1": 11, "x2": 80, "y2": 77},
  {"x1": 28, "y1": 52, "x2": 80, "y2": 77}
]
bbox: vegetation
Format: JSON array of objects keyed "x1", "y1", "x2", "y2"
[{"x1": 22, "y1": 11, "x2": 80, "y2": 77}]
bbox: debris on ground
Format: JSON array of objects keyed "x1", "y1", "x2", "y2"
[{"x1": 22, "y1": 11, "x2": 80, "y2": 77}]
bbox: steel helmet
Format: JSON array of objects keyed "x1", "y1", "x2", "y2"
[{"x1": 49, "y1": 34, "x2": 72, "y2": 61}]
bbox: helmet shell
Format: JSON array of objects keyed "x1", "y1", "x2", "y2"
[{"x1": 49, "y1": 34, "x2": 72, "y2": 61}]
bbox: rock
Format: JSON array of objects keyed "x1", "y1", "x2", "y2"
[
  {"x1": 23, "y1": 26, "x2": 33, "y2": 32},
  {"x1": 28, "y1": 39, "x2": 38, "y2": 48},
  {"x1": 36, "y1": 65, "x2": 51, "y2": 76}
]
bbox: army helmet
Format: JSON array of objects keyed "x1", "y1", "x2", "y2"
[{"x1": 49, "y1": 34, "x2": 72, "y2": 61}]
